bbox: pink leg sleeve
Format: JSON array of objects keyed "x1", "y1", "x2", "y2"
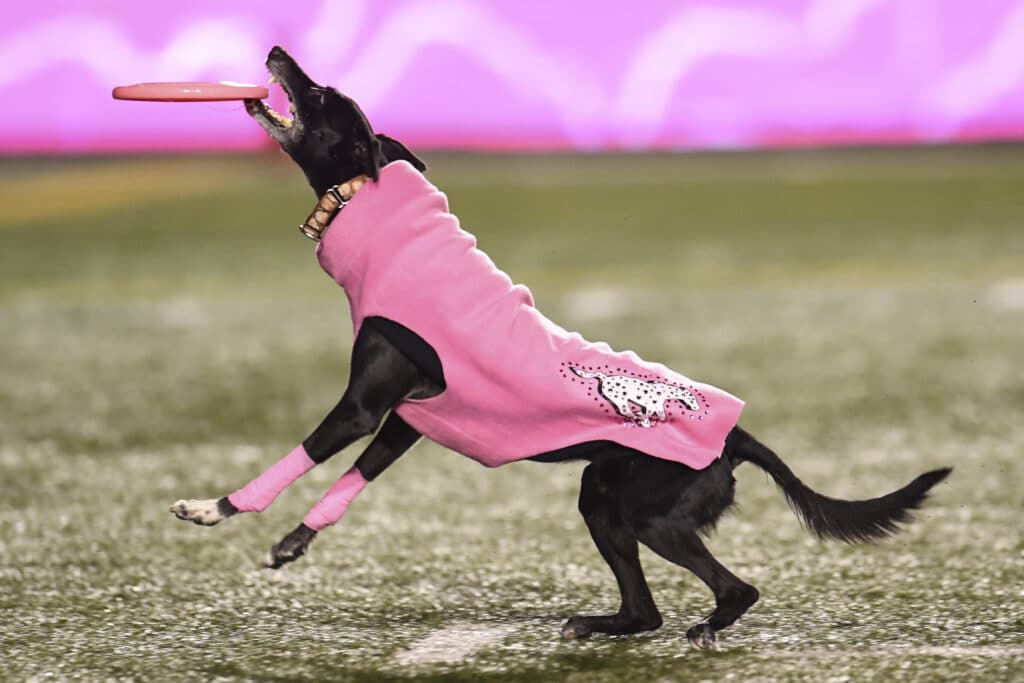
[
  {"x1": 303, "y1": 467, "x2": 368, "y2": 531},
  {"x1": 228, "y1": 444, "x2": 316, "y2": 513}
]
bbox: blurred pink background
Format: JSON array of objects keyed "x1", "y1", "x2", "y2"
[{"x1": 4, "y1": 0, "x2": 1024, "y2": 152}]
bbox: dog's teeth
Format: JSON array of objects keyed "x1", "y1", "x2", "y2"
[{"x1": 268, "y1": 74, "x2": 279, "y2": 84}]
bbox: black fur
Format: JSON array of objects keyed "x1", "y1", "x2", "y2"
[
  {"x1": 725, "y1": 427, "x2": 952, "y2": 543},
  {"x1": 245, "y1": 46, "x2": 426, "y2": 196},
  {"x1": 220, "y1": 46, "x2": 953, "y2": 645}
]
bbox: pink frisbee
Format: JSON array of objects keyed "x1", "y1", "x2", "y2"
[{"x1": 112, "y1": 81, "x2": 270, "y2": 102}]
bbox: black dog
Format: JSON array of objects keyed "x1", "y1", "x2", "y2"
[{"x1": 172, "y1": 46, "x2": 951, "y2": 649}]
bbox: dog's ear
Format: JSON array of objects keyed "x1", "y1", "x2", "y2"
[
  {"x1": 339, "y1": 133, "x2": 382, "y2": 181},
  {"x1": 376, "y1": 133, "x2": 427, "y2": 172},
  {"x1": 364, "y1": 135, "x2": 382, "y2": 181}
]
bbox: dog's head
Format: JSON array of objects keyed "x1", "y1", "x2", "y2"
[{"x1": 246, "y1": 46, "x2": 426, "y2": 196}]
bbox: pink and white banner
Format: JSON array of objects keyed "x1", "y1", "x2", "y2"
[{"x1": 3, "y1": 0, "x2": 1024, "y2": 152}]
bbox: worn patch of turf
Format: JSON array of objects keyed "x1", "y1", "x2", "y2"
[{"x1": 1, "y1": 148, "x2": 1022, "y2": 681}]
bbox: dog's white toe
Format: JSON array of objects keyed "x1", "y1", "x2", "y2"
[{"x1": 170, "y1": 498, "x2": 224, "y2": 526}]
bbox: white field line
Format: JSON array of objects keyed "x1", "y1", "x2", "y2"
[
  {"x1": 985, "y1": 279, "x2": 1024, "y2": 312},
  {"x1": 563, "y1": 286, "x2": 636, "y2": 322},
  {"x1": 395, "y1": 623, "x2": 517, "y2": 666},
  {"x1": 772, "y1": 646, "x2": 1024, "y2": 659}
]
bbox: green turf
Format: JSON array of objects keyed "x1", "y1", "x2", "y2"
[{"x1": 1, "y1": 148, "x2": 1022, "y2": 681}]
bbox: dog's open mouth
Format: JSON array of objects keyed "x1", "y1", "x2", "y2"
[
  {"x1": 246, "y1": 63, "x2": 299, "y2": 138},
  {"x1": 266, "y1": 71, "x2": 297, "y2": 128}
]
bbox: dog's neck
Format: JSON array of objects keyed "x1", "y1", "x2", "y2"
[{"x1": 298, "y1": 175, "x2": 370, "y2": 242}]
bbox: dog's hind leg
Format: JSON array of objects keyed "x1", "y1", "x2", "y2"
[
  {"x1": 608, "y1": 455, "x2": 756, "y2": 648},
  {"x1": 562, "y1": 456, "x2": 663, "y2": 639},
  {"x1": 636, "y1": 526, "x2": 759, "y2": 650}
]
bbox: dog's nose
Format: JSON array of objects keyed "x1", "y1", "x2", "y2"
[{"x1": 267, "y1": 45, "x2": 292, "y2": 65}]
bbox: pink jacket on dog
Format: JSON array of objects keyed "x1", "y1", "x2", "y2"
[{"x1": 315, "y1": 161, "x2": 744, "y2": 470}]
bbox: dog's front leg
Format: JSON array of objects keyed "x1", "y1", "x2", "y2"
[
  {"x1": 171, "y1": 325, "x2": 430, "y2": 530},
  {"x1": 170, "y1": 440, "x2": 314, "y2": 526},
  {"x1": 264, "y1": 412, "x2": 421, "y2": 568}
]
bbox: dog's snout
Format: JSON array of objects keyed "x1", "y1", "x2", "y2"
[{"x1": 266, "y1": 45, "x2": 300, "y2": 73}]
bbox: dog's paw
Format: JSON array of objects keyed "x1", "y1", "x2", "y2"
[
  {"x1": 686, "y1": 622, "x2": 718, "y2": 650},
  {"x1": 170, "y1": 498, "x2": 226, "y2": 526},
  {"x1": 561, "y1": 616, "x2": 593, "y2": 640},
  {"x1": 263, "y1": 524, "x2": 317, "y2": 570}
]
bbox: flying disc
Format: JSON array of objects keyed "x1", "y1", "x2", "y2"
[{"x1": 112, "y1": 81, "x2": 270, "y2": 102}]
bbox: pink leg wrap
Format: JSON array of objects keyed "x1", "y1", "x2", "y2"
[
  {"x1": 228, "y1": 444, "x2": 316, "y2": 513},
  {"x1": 303, "y1": 467, "x2": 368, "y2": 531}
]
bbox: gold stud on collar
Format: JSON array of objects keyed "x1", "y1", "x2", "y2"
[{"x1": 298, "y1": 175, "x2": 369, "y2": 242}]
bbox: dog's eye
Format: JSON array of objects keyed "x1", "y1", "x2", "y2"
[{"x1": 306, "y1": 86, "x2": 327, "y2": 105}]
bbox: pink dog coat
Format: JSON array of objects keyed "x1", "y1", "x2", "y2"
[{"x1": 315, "y1": 161, "x2": 744, "y2": 470}]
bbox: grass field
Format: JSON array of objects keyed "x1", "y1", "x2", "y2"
[{"x1": 1, "y1": 148, "x2": 1022, "y2": 681}]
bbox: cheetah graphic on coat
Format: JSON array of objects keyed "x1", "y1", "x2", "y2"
[{"x1": 570, "y1": 367, "x2": 701, "y2": 428}]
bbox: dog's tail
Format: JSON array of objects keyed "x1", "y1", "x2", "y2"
[
  {"x1": 725, "y1": 426, "x2": 951, "y2": 543},
  {"x1": 570, "y1": 367, "x2": 605, "y2": 380}
]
